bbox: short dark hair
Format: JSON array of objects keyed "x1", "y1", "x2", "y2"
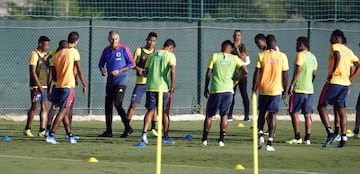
[
  {"x1": 68, "y1": 31, "x2": 79, "y2": 44},
  {"x1": 332, "y1": 29, "x2": 345, "y2": 38},
  {"x1": 233, "y1": 30, "x2": 242, "y2": 35},
  {"x1": 297, "y1": 36, "x2": 309, "y2": 49},
  {"x1": 255, "y1": 33, "x2": 266, "y2": 41},
  {"x1": 147, "y1": 32, "x2": 157, "y2": 39},
  {"x1": 38, "y1": 35, "x2": 50, "y2": 44},
  {"x1": 265, "y1": 34, "x2": 276, "y2": 49},
  {"x1": 221, "y1": 40, "x2": 232, "y2": 52},
  {"x1": 56, "y1": 40, "x2": 68, "y2": 52},
  {"x1": 163, "y1": 39, "x2": 176, "y2": 48}
]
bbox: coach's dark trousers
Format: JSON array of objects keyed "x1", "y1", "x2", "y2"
[{"x1": 105, "y1": 85, "x2": 129, "y2": 132}]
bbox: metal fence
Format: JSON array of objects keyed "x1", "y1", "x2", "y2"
[
  {"x1": 0, "y1": 0, "x2": 359, "y2": 115},
  {"x1": 0, "y1": 20, "x2": 359, "y2": 115}
]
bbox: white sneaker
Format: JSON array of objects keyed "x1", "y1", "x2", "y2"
[
  {"x1": 305, "y1": 140, "x2": 311, "y2": 145},
  {"x1": 142, "y1": 133, "x2": 148, "y2": 144},
  {"x1": 258, "y1": 136, "x2": 264, "y2": 149},
  {"x1": 218, "y1": 141, "x2": 225, "y2": 147},
  {"x1": 266, "y1": 145, "x2": 275, "y2": 151},
  {"x1": 45, "y1": 136, "x2": 60, "y2": 145},
  {"x1": 151, "y1": 129, "x2": 158, "y2": 137},
  {"x1": 286, "y1": 138, "x2": 303, "y2": 144},
  {"x1": 202, "y1": 140, "x2": 208, "y2": 146},
  {"x1": 354, "y1": 133, "x2": 360, "y2": 139}
]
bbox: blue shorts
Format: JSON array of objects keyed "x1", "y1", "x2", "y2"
[
  {"x1": 145, "y1": 91, "x2": 169, "y2": 110},
  {"x1": 130, "y1": 84, "x2": 146, "y2": 104},
  {"x1": 30, "y1": 88, "x2": 48, "y2": 103},
  {"x1": 49, "y1": 85, "x2": 57, "y2": 102},
  {"x1": 289, "y1": 93, "x2": 313, "y2": 114},
  {"x1": 357, "y1": 93, "x2": 360, "y2": 106},
  {"x1": 318, "y1": 83, "x2": 348, "y2": 107},
  {"x1": 52, "y1": 88, "x2": 75, "y2": 108},
  {"x1": 258, "y1": 95, "x2": 281, "y2": 113},
  {"x1": 206, "y1": 92, "x2": 233, "y2": 116}
]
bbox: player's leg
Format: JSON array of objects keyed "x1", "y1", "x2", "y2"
[
  {"x1": 239, "y1": 77, "x2": 250, "y2": 121},
  {"x1": 127, "y1": 84, "x2": 145, "y2": 122},
  {"x1": 162, "y1": 93, "x2": 175, "y2": 144},
  {"x1": 338, "y1": 107, "x2": 347, "y2": 147},
  {"x1": 38, "y1": 88, "x2": 49, "y2": 137},
  {"x1": 25, "y1": 89, "x2": 40, "y2": 137},
  {"x1": 39, "y1": 101, "x2": 48, "y2": 137},
  {"x1": 202, "y1": 93, "x2": 219, "y2": 145},
  {"x1": 217, "y1": 92, "x2": 232, "y2": 146},
  {"x1": 99, "y1": 86, "x2": 114, "y2": 137},
  {"x1": 257, "y1": 95, "x2": 268, "y2": 149},
  {"x1": 332, "y1": 106, "x2": 341, "y2": 141},
  {"x1": 317, "y1": 83, "x2": 334, "y2": 147},
  {"x1": 336, "y1": 86, "x2": 349, "y2": 148},
  {"x1": 265, "y1": 95, "x2": 280, "y2": 151},
  {"x1": 287, "y1": 93, "x2": 302, "y2": 144},
  {"x1": 142, "y1": 91, "x2": 157, "y2": 144},
  {"x1": 46, "y1": 88, "x2": 71, "y2": 144},
  {"x1": 46, "y1": 85, "x2": 57, "y2": 135}
]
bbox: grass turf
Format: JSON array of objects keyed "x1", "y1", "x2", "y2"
[{"x1": 0, "y1": 119, "x2": 359, "y2": 174}]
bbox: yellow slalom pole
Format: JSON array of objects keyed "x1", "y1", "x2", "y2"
[
  {"x1": 156, "y1": 91, "x2": 163, "y2": 174},
  {"x1": 252, "y1": 93, "x2": 258, "y2": 174}
]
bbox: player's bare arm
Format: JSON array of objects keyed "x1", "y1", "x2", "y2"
[
  {"x1": 170, "y1": 65, "x2": 176, "y2": 93},
  {"x1": 251, "y1": 68, "x2": 260, "y2": 93},
  {"x1": 75, "y1": 61, "x2": 87, "y2": 95},
  {"x1": 350, "y1": 61, "x2": 360, "y2": 83},
  {"x1": 288, "y1": 65, "x2": 302, "y2": 96},
  {"x1": 282, "y1": 70, "x2": 289, "y2": 99},
  {"x1": 204, "y1": 68, "x2": 212, "y2": 98}
]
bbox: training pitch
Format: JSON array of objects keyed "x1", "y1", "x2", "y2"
[{"x1": 0, "y1": 119, "x2": 359, "y2": 174}]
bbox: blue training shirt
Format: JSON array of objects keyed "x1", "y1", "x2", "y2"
[{"x1": 98, "y1": 44, "x2": 135, "y2": 86}]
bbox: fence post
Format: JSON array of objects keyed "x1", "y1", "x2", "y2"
[
  {"x1": 196, "y1": 0, "x2": 204, "y2": 113},
  {"x1": 87, "y1": 15, "x2": 93, "y2": 115}
]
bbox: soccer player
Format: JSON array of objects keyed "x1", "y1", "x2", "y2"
[
  {"x1": 126, "y1": 32, "x2": 158, "y2": 137},
  {"x1": 141, "y1": 39, "x2": 176, "y2": 144},
  {"x1": 46, "y1": 40, "x2": 79, "y2": 140},
  {"x1": 98, "y1": 31, "x2": 135, "y2": 137},
  {"x1": 202, "y1": 40, "x2": 248, "y2": 147},
  {"x1": 45, "y1": 31, "x2": 87, "y2": 144},
  {"x1": 47, "y1": 40, "x2": 68, "y2": 132},
  {"x1": 252, "y1": 34, "x2": 289, "y2": 151},
  {"x1": 24, "y1": 35, "x2": 51, "y2": 137},
  {"x1": 286, "y1": 37, "x2": 317, "y2": 145},
  {"x1": 318, "y1": 29, "x2": 360, "y2": 148},
  {"x1": 229, "y1": 30, "x2": 250, "y2": 121}
]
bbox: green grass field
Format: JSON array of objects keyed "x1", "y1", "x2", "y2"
[{"x1": 0, "y1": 119, "x2": 359, "y2": 174}]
